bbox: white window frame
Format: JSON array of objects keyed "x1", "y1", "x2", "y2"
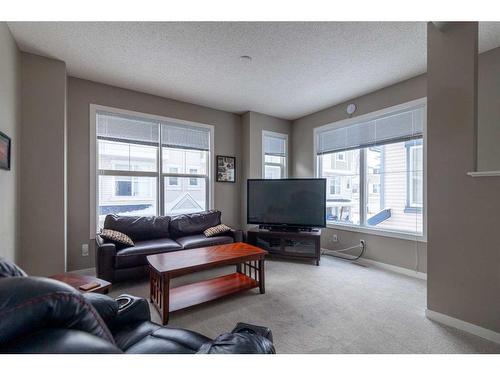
[
  {"x1": 314, "y1": 98, "x2": 427, "y2": 242},
  {"x1": 262, "y1": 130, "x2": 288, "y2": 179},
  {"x1": 90, "y1": 104, "x2": 215, "y2": 238}
]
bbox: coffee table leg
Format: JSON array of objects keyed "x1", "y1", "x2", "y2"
[
  {"x1": 149, "y1": 269, "x2": 154, "y2": 302},
  {"x1": 162, "y1": 274, "x2": 170, "y2": 325},
  {"x1": 258, "y1": 259, "x2": 265, "y2": 294}
]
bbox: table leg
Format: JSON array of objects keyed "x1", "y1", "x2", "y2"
[
  {"x1": 258, "y1": 258, "x2": 265, "y2": 294},
  {"x1": 149, "y1": 269, "x2": 154, "y2": 302},
  {"x1": 236, "y1": 263, "x2": 242, "y2": 273},
  {"x1": 161, "y1": 274, "x2": 170, "y2": 325}
]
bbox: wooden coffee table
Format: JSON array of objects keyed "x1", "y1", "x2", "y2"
[
  {"x1": 50, "y1": 273, "x2": 111, "y2": 294},
  {"x1": 147, "y1": 242, "x2": 267, "y2": 325}
]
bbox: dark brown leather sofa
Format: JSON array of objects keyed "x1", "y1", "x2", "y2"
[
  {"x1": 96, "y1": 210, "x2": 243, "y2": 282},
  {"x1": 0, "y1": 257, "x2": 275, "y2": 354}
]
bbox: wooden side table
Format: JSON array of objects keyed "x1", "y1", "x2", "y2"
[{"x1": 50, "y1": 273, "x2": 111, "y2": 294}]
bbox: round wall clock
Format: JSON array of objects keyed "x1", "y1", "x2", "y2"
[{"x1": 346, "y1": 103, "x2": 357, "y2": 115}]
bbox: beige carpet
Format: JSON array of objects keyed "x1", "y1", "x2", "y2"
[{"x1": 107, "y1": 256, "x2": 500, "y2": 353}]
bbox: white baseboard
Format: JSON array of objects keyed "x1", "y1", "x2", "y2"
[
  {"x1": 350, "y1": 255, "x2": 427, "y2": 280},
  {"x1": 426, "y1": 309, "x2": 500, "y2": 345}
]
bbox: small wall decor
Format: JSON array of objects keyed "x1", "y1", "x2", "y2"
[
  {"x1": 0, "y1": 131, "x2": 11, "y2": 171},
  {"x1": 216, "y1": 155, "x2": 236, "y2": 183}
]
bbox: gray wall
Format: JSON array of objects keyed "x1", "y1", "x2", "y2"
[
  {"x1": 20, "y1": 52, "x2": 67, "y2": 275},
  {"x1": 240, "y1": 111, "x2": 292, "y2": 226},
  {"x1": 427, "y1": 22, "x2": 500, "y2": 334},
  {"x1": 291, "y1": 75, "x2": 428, "y2": 273},
  {"x1": 477, "y1": 46, "x2": 500, "y2": 171},
  {"x1": 67, "y1": 77, "x2": 242, "y2": 271},
  {"x1": 0, "y1": 23, "x2": 21, "y2": 263}
]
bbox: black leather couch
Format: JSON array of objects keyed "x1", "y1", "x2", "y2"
[
  {"x1": 0, "y1": 258, "x2": 275, "y2": 354},
  {"x1": 96, "y1": 210, "x2": 243, "y2": 282}
]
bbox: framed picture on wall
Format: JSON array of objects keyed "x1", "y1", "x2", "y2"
[
  {"x1": 216, "y1": 155, "x2": 236, "y2": 183},
  {"x1": 0, "y1": 131, "x2": 11, "y2": 171}
]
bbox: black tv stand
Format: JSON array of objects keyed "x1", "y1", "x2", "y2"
[
  {"x1": 247, "y1": 226, "x2": 321, "y2": 266},
  {"x1": 258, "y1": 225, "x2": 316, "y2": 233}
]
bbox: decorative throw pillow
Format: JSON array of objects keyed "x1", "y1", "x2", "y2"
[
  {"x1": 100, "y1": 229, "x2": 134, "y2": 247},
  {"x1": 204, "y1": 224, "x2": 232, "y2": 237}
]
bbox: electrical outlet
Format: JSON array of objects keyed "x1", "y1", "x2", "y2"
[
  {"x1": 332, "y1": 234, "x2": 339, "y2": 242},
  {"x1": 81, "y1": 244, "x2": 89, "y2": 257}
]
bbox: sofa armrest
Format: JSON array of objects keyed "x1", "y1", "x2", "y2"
[
  {"x1": 196, "y1": 332, "x2": 276, "y2": 354},
  {"x1": 82, "y1": 292, "x2": 119, "y2": 327},
  {"x1": 95, "y1": 235, "x2": 116, "y2": 282},
  {"x1": 228, "y1": 229, "x2": 243, "y2": 243},
  {"x1": 112, "y1": 294, "x2": 151, "y2": 327},
  {"x1": 231, "y1": 322, "x2": 273, "y2": 342}
]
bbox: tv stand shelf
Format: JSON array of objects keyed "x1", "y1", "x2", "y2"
[{"x1": 246, "y1": 227, "x2": 321, "y2": 266}]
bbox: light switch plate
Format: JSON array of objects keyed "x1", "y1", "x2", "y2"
[{"x1": 81, "y1": 244, "x2": 89, "y2": 257}]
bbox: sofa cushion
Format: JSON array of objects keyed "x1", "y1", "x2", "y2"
[
  {"x1": 204, "y1": 224, "x2": 232, "y2": 237},
  {"x1": 104, "y1": 215, "x2": 171, "y2": 242},
  {"x1": 100, "y1": 229, "x2": 134, "y2": 247},
  {"x1": 115, "y1": 238, "x2": 182, "y2": 269},
  {"x1": 175, "y1": 234, "x2": 233, "y2": 250},
  {"x1": 169, "y1": 210, "x2": 221, "y2": 238}
]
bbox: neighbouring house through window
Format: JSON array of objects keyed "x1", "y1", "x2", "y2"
[{"x1": 316, "y1": 100, "x2": 425, "y2": 236}]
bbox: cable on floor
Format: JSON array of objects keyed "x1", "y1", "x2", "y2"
[{"x1": 321, "y1": 240, "x2": 366, "y2": 261}]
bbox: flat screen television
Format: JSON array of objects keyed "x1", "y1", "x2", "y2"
[{"x1": 247, "y1": 178, "x2": 326, "y2": 230}]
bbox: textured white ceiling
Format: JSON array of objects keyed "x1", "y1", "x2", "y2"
[{"x1": 8, "y1": 22, "x2": 500, "y2": 120}]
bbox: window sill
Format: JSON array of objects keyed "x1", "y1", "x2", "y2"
[
  {"x1": 467, "y1": 171, "x2": 500, "y2": 177},
  {"x1": 326, "y1": 222, "x2": 427, "y2": 242}
]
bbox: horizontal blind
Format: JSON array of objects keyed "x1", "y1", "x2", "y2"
[
  {"x1": 264, "y1": 134, "x2": 286, "y2": 156},
  {"x1": 97, "y1": 111, "x2": 159, "y2": 145},
  {"x1": 161, "y1": 122, "x2": 210, "y2": 151},
  {"x1": 316, "y1": 104, "x2": 425, "y2": 155}
]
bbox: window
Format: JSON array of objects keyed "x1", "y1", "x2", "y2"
[
  {"x1": 329, "y1": 177, "x2": 341, "y2": 195},
  {"x1": 168, "y1": 167, "x2": 179, "y2": 186},
  {"x1": 406, "y1": 139, "x2": 423, "y2": 210},
  {"x1": 316, "y1": 100, "x2": 425, "y2": 237},
  {"x1": 189, "y1": 168, "x2": 199, "y2": 186},
  {"x1": 95, "y1": 108, "x2": 213, "y2": 230},
  {"x1": 263, "y1": 131, "x2": 287, "y2": 179},
  {"x1": 115, "y1": 179, "x2": 132, "y2": 196}
]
